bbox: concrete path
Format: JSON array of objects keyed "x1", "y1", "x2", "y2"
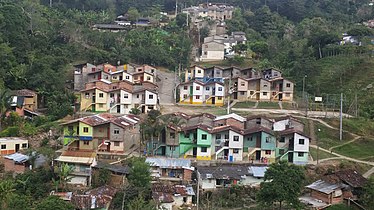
[
  {"x1": 278, "y1": 101, "x2": 283, "y2": 110},
  {"x1": 329, "y1": 136, "x2": 361, "y2": 151},
  {"x1": 157, "y1": 69, "x2": 177, "y2": 105},
  {"x1": 309, "y1": 145, "x2": 374, "y2": 166},
  {"x1": 363, "y1": 167, "x2": 374, "y2": 178},
  {"x1": 253, "y1": 101, "x2": 259, "y2": 108}
]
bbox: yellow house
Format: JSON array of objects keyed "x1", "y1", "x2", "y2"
[{"x1": 80, "y1": 87, "x2": 109, "y2": 112}]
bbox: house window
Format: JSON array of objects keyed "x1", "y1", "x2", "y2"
[
  {"x1": 113, "y1": 76, "x2": 117, "y2": 80},
  {"x1": 240, "y1": 92, "x2": 245, "y2": 95},
  {"x1": 233, "y1": 149, "x2": 239, "y2": 154},
  {"x1": 206, "y1": 87, "x2": 210, "y2": 91},
  {"x1": 183, "y1": 94, "x2": 187, "y2": 99},
  {"x1": 1, "y1": 145, "x2": 6, "y2": 149},
  {"x1": 264, "y1": 84, "x2": 268, "y2": 87},
  {"x1": 201, "y1": 147, "x2": 207, "y2": 152},
  {"x1": 169, "y1": 146, "x2": 175, "y2": 151},
  {"x1": 280, "y1": 137, "x2": 285, "y2": 143},
  {"x1": 196, "y1": 86, "x2": 200, "y2": 90},
  {"x1": 99, "y1": 93, "x2": 104, "y2": 98},
  {"x1": 218, "y1": 96, "x2": 222, "y2": 100},
  {"x1": 22, "y1": 143, "x2": 27, "y2": 148},
  {"x1": 204, "y1": 51, "x2": 207, "y2": 55},
  {"x1": 286, "y1": 93, "x2": 291, "y2": 97},
  {"x1": 298, "y1": 152, "x2": 304, "y2": 157},
  {"x1": 247, "y1": 137, "x2": 253, "y2": 141},
  {"x1": 153, "y1": 143, "x2": 157, "y2": 148},
  {"x1": 148, "y1": 106, "x2": 154, "y2": 110},
  {"x1": 233, "y1": 136, "x2": 239, "y2": 141},
  {"x1": 149, "y1": 95, "x2": 154, "y2": 99},
  {"x1": 125, "y1": 76, "x2": 130, "y2": 80},
  {"x1": 263, "y1": 92, "x2": 268, "y2": 96},
  {"x1": 170, "y1": 133, "x2": 175, "y2": 138},
  {"x1": 114, "y1": 129, "x2": 120, "y2": 134},
  {"x1": 241, "y1": 82, "x2": 245, "y2": 86},
  {"x1": 83, "y1": 141, "x2": 89, "y2": 145},
  {"x1": 114, "y1": 142, "x2": 120, "y2": 146},
  {"x1": 265, "y1": 137, "x2": 271, "y2": 143},
  {"x1": 184, "y1": 133, "x2": 189, "y2": 138},
  {"x1": 110, "y1": 93, "x2": 114, "y2": 97},
  {"x1": 184, "y1": 86, "x2": 188, "y2": 90},
  {"x1": 137, "y1": 94, "x2": 139, "y2": 98},
  {"x1": 99, "y1": 104, "x2": 103, "y2": 108},
  {"x1": 218, "y1": 87, "x2": 222, "y2": 91},
  {"x1": 201, "y1": 134, "x2": 207, "y2": 140},
  {"x1": 124, "y1": 94, "x2": 129, "y2": 99},
  {"x1": 299, "y1": 139, "x2": 305, "y2": 145},
  {"x1": 286, "y1": 83, "x2": 291, "y2": 88},
  {"x1": 85, "y1": 93, "x2": 90, "y2": 98},
  {"x1": 198, "y1": 70, "x2": 202, "y2": 74},
  {"x1": 147, "y1": 76, "x2": 151, "y2": 80},
  {"x1": 216, "y1": 134, "x2": 221, "y2": 139},
  {"x1": 265, "y1": 150, "x2": 271, "y2": 155},
  {"x1": 83, "y1": 127, "x2": 89, "y2": 133},
  {"x1": 224, "y1": 134, "x2": 229, "y2": 139},
  {"x1": 279, "y1": 149, "x2": 285, "y2": 155},
  {"x1": 250, "y1": 91, "x2": 254, "y2": 95},
  {"x1": 196, "y1": 96, "x2": 200, "y2": 99}
]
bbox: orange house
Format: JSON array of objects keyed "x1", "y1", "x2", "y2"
[{"x1": 0, "y1": 137, "x2": 29, "y2": 155}]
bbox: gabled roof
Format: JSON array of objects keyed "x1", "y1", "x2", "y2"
[
  {"x1": 14, "y1": 89, "x2": 36, "y2": 97},
  {"x1": 278, "y1": 128, "x2": 310, "y2": 139},
  {"x1": 211, "y1": 125, "x2": 242, "y2": 134},
  {"x1": 181, "y1": 124, "x2": 212, "y2": 133},
  {"x1": 246, "y1": 115, "x2": 273, "y2": 122},
  {"x1": 80, "y1": 114, "x2": 114, "y2": 127},
  {"x1": 322, "y1": 170, "x2": 368, "y2": 188},
  {"x1": 306, "y1": 180, "x2": 341, "y2": 194},
  {"x1": 215, "y1": 113, "x2": 246, "y2": 122},
  {"x1": 55, "y1": 151, "x2": 96, "y2": 165},
  {"x1": 243, "y1": 126, "x2": 274, "y2": 136},
  {"x1": 92, "y1": 162, "x2": 130, "y2": 174},
  {"x1": 190, "y1": 113, "x2": 216, "y2": 119}
]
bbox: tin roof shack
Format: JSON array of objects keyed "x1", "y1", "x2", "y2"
[
  {"x1": 152, "y1": 184, "x2": 195, "y2": 210},
  {"x1": 55, "y1": 151, "x2": 96, "y2": 187},
  {"x1": 71, "y1": 185, "x2": 117, "y2": 210},
  {"x1": 244, "y1": 166, "x2": 268, "y2": 187},
  {"x1": 301, "y1": 180, "x2": 343, "y2": 208},
  {"x1": 2, "y1": 153, "x2": 30, "y2": 175},
  {"x1": 322, "y1": 169, "x2": 367, "y2": 200},
  {"x1": 146, "y1": 157, "x2": 194, "y2": 184},
  {"x1": 197, "y1": 165, "x2": 251, "y2": 190},
  {"x1": 92, "y1": 162, "x2": 130, "y2": 188}
]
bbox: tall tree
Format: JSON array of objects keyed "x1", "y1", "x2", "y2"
[
  {"x1": 0, "y1": 88, "x2": 11, "y2": 131},
  {"x1": 257, "y1": 161, "x2": 305, "y2": 209}
]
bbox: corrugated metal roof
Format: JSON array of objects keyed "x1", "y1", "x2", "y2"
[
  {"x1": 146, "y1": 158, "x2": 191, "y2": 169},
  {"x1": 4, "y1": 153, "x2": 29, "y2": 163},
  {"x1": 306, "y1": 180, "x2": 341, "y2": 194},
  {"x1": 55, "y1": 156, "x2": 95, "y2": 165},
  {"x1": 249, "y1": 166, "x2": 268, "y2": 178}
]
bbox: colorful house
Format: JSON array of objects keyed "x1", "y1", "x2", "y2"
[
  {"x1": 179, "y1": 124, "x2": 213, "y2": 160},
  {"x1": 178, "y1": 80, "x2": 225, "y2": 106},
  {"x1": 243, "y1": 127, "x2": 276, "y2": 163},
  {"x1": 277, "y1": 129, "x2": 310, "y2": 165},
  {"x1": 0, "y1": 137, "x2": 28, "y2": 155}
]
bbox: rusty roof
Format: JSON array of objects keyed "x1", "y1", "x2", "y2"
[
  {"x1": 211, "y1": 125, "x2": 242, "y2": 134},
  {"x1": 15, "y1": 89, "x2": 36, "y2": 97},
  {"x1": 335, "y1": 170, "x2": 367, "y2": 188},
  {"x1": 71, "y1": 185, "x2": 117, "y2": 210},
  {"x1": 80, "y1": 114, "x2": 114, "y2": 126},
  {"x1": 61, "y1": 150, "x2": 96, "y2": 158},
  {"x1": 181, "y1": 124, "x2": 212, "y2": 132}
]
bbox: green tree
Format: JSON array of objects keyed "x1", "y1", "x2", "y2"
[
  {"x1": 59, "y1": 163, "x2": 74, "y2": 191},
  {"x1": 36, "y1": 196, "x2": 75, "y2": 210},
  {"x1": 127, "y1": 7, "x2": 140, "y2": 22},
  {"x1": 129, "y1": 107, "x2": 141, "y2": 115},
  {"x1": 257, "y1": 161, "x2": 305, "y2": 209},
  {"x1": 362, "y1": 177, "x2": 374, "y2": 207},
  {"x1": 127, "y1": 157, "x2": 151, "y2": 191},
  {"x1": 0, "y1": 180, "x2": 15, "y2": 209},
  {"x1": 92, "y1": 168, "x2": 111, "y2": 187},
  {"x1": 127, "y1": 195, "x2": 156, "y2": 210},
  {"x1": 0, "y1": 88, "x2": 11, "y2": 131}
]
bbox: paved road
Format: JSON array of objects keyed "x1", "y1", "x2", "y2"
[{"x1": 157, "y1": 69, "x2": 177, "y2": 105}]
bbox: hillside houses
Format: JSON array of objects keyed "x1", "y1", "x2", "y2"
[
  {"x1": 147, "y1": 112, "x2": 310, "y2": 165},
  {"x1": 178, "y1": 66, "x2": 294, "y2": 106},
  {"x1": 74, "y1": 63, "x2": 159, "y2": 114},
  {"x1": 182, "y1": 3, "x2": 234, "y2": 23}
]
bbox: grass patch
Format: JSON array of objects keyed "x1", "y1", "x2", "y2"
[
  {"x1": 281, "y1": 102, "x2": 296, "y2": 110},
  {"x1": 233, "y1": 101, "x2": 257, "y2": 108},
  {"x1": 327, "y1": 204, "x2": 355, "y2": 210},
  {"x1": 257, "y1": 101, "x2": 280, "y2": 109},
  {"x1": 334, "y1": 138, "x2": 374, "y2": 159},
  {"x1": 309, "y1": 147, "x2": 336, "y2": 160},
  {"x1": 315, "y1": 122, "x2": 353, "y2": 149},
  {"x1": 325, "y1": 118, "x2": 374, "y2": 137}
]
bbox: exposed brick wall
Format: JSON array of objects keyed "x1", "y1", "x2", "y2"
[
  {"x1": 183, "y1": 169, "x2": 192, "y2": 182},
  {"x1": 310, "y1": 190, "x2": 343, "y2": 205},
  {"x1": 3, "y1": 159, "x2": 27, "y2": 174}
]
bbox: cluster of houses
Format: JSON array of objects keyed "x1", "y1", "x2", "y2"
[
  {"x1": 147, "y1": 112, "x2": 310, "y2": 165},
  {"x1": 182, "y1": 3, "x2": 234, "y2": 23},
  {"x1": 201, "y1": 32, "x2": 247, "y2": 61},
  {"x1": 74, "y1": 63, "x2": 159, "y2": 114},
  {"x1": 179, "y1": 66, "x2": 294, "y2": 105}
]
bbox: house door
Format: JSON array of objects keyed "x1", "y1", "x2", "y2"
[
  {"x1": 107, "y1": 142, "x2": 111, "y2": 152},
  {"x1": 256, "y1": 135, "x2": 261, "y2": 147},
  {"x1": 119, "y1": 76, "x2": 123, "y2": 80},
  {"x1": 92, "y1": 105, "x2": 96, "y2": 112},
  {"x1": 193, "y1": 147, "x2": 197, "y2": 157},
  {"x1": 255, "y1": 150, "x2": 261, "y2": 160},
  {"x1": 117, "y1": 105, "x2": 120, "y2": 113},
  {"x1": 288, "y1": 152, "x2": 293, "y2": 163},
  {"x1": 15, "y1": 144, "x2": 20, "y2": 152},
  {"x1": 234, "y1": 92, "x2": 238, "y2": 99},
  {"x1": 161, "y1": 146, "x2": 166, "y2": 156},
  {"x1": 279, "y1": 93, "x2": 283, "y2": 101},
  {"x1": 212, "y1": 97, "x2": 215, "y2": 104},
  {"x1": 256, "y1": 93, "x2": 260, "y2": 100},
  {"x1": 98, "y1": 74, "x2": 102, "y2": 80},
  {"x1": 141, "y1": 106, "x2": 146, "y2": 113}
]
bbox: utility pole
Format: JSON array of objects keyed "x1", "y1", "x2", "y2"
[
  {"x1": 175, "y1": 0, "x2": 178, "y2": 16},
  {"x1": 49, "y1": 0, "x2": 52, "y2": 7},
  {"x1": 355, "y1": 93, "x2": 358, "y2": 117},
  {"x1": 196, "y1": 172, "x2": 200, "y2": 210},
  {"x1": 340, "y1": 93, "x2": 343, "y2": 141},
  {"x1": 227, "y1": 76, "x2": 232, "y2": 114}
]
